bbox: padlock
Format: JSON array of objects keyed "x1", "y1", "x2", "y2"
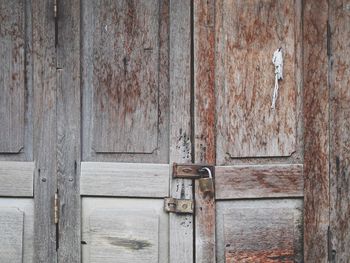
[{"x1": 198, "y1": 167, "x2": 214, "y2": 196}]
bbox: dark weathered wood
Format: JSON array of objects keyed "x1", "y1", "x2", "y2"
[
  {"x1": 194, "y1": 0, "x2": 216, "y2": 262},
  {"x1": 82, "y1": 0, "x2": 169, "y2": 163},
  {"x1": 303, "y1": 0, "x2": 330, "y2": 261},
  {"x1": 169, "y1": 1, "x2": 193, "y2": 262},
  {"x1": 215, "y1": 164, "x2": 303, "y2": 199},
  {"x1": 215, "y1": 0, "x2": 300, "y2": 161},
  {"x1": 0, "y1": 0, "x2": 25, "y2": 153},
  {"x1": 32, "y1": 0, "x2": 57, "y2": 261},
  {"x1": 56, "y1": 0, "x2": 81, "y2": 261},
  {"x1": 329, "y1": 1, "x2": 350, "y2": 261}
]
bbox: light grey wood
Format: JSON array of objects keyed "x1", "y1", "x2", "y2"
[
  {"x1": 0, "y1": 208, "x2": 23, "y2": 263},
  {"x1": 32, "y1": 0, "x2": 57, "y2": 261},
  {"x1": 56, "y1": 0, "x2": 81, "y2": 261},
  {"x1": 0, "y1": 199, "x2": 34, "y2": 263},
  {"x1": 169, "y1": 1, "x2": 193, "y2": 263},
  {"x1": 216, "y1": 199, "x2": 303, "y2": 263},
  {"x1": 215, "y1": 164, "x2": 304, "y2": 199},
  {"x1": 0, "y1": 161, "x2": 34, "y2": 197},
  {"x1": 0, "y1": 0, "x2": 25, "y2": 153},
  {"x1": 81, "y1": 0, "x2": 170, "y2": 163},
  {"x1": 215, "y1": 0, "x2": 302, "y2": 161},
  {"x1": 80, "y1": 162, "x2": 169, "y2": 197},
  {"x1": 82, "y1": 198, "x2": 169, "y2": 263}
]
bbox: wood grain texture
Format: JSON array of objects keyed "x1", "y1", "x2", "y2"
[
  {"x1": 194, "y1": 1, "x2": 216, "y2": 262},
  {"x1": 224, "y1": 208, "x2": 301, "y2": 263},
  {"x1": 56, "y1": 0, "x2": 81, "y2": 261},
  {"x1": 303, "y1": 0, "x2": 330, "y2": 261},
  {"x1": 215, "y1": 0, "x2": 301, "y2": 161},
  {"x1": 216, "y1": 199, "x2": 303, "y2": 263},
  {"x1": 80, "y1": 162, "x2": 169, "y2": 197},
  {"x1": 82, "y1": 0, "x2": 169, "y2": 163},
  {"x1": 169, "y1": 1, "x2": 193, "y2": 263},
  {"x1": 0, "y1": 161, "x2": 34, "y2": 197},
  {"x1": 88, "y1": 210, "x2": 159, "y2": 263},
  {"x1": 91, "y1": 0, "x2": 159, "y2": 153},
  {"x1": 32, "y1": 0, "x2": 57, "y2": 261},
  {"x1": 215, "y1": 164, "x2": 303, "y2": 199},
  {"x1": 0, "y1": 199, "x2": 34, "y2": 263},
  {"x1": 0, "y1": 208, "x2": 24, "y2": 263},
  {"x1": 0, "y1": 0, "x2": 25, "y2": 153},
  {"x1": 329, "y1": 1, "x2": 350, "y2": 262},
  {"x1": 82, "y1": 198, "x2": 169, "y2": 262}
]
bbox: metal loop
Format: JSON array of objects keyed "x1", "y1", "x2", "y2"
[{"x1": 199, "y1": 167, "x2": 212, "y2": 179}]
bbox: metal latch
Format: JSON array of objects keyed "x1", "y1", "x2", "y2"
[
  {"x1": 164, "y1": 197, "x2": 194, "y2": 214},
  {"x1": 54, "y1": 192, "x2": 59, "y2": 224},
  {"x1": 173, "y1": 163, "x2": 214, "y2": 179}
]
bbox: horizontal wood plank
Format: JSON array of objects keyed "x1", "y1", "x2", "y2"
[
  {"x1": 215, "y1": 164, "x2": 303, "y2": 199},
  {"x1": 80, "y1": 162, "x2": 169, "y2": 197},
  {"x1": 0, "y1": 162, "x2": 34, "y2": 197}
]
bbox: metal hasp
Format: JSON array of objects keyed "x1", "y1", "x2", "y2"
[
  {"x1": 164, "y1": 197, "x2": 194, "y2": 214},
  {"x1": 172, "y1": 163, "x2": 214, "y2": 179}
]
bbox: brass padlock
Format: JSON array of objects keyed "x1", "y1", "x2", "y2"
[{"x1": 198, "y1": 167, "x2": 214, "y2": 196}]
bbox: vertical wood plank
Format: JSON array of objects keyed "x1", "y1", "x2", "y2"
[
  {"x1": 303, "y1": 0, "x2": 330, "y2": 261},
  {"x1": 56, "y1": 0, "x2": 81, "y2": 262},
  {"x1": 329, "y1": 1, "x2": 350, "y2": 261},
  {"x1": 32, "y1": 0, "x2": 57, "y2": 261},
  {"x1": 169, "y1": 1, "x2": 193, "y2": 262},
  {"x1": 194, "y1": 0, "x2": 216, "y2": 262}
]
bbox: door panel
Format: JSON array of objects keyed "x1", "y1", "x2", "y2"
[
  {"x1": 0, "y1": 0, "x2": 34, "y2": 262},
  {"x1": 82, "y1": 0, "x2": 169, "y2": 162},
  {"x1": 82, "y1": 198, "x2": 168, "y2": 263}
]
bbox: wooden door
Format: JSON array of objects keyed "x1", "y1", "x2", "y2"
[
  {"x1": 57, "y1": 1, "x2": 194, "y2": 262},
  {"x1": 0, "y1": 0, "x2": 53, "y2": 262},
  {"x1": 194, "y1": 0, "x2": 305, "y2": 262}
]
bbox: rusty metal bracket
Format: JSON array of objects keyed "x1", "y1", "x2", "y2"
[
  {"x1": 172, "y1": 163, "x2": 214, "y2": 179},
  {"x1": 164, "y1": 197, "x2": 194, "y2": 214}
]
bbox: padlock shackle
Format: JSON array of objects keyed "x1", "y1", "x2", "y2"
[{"x1": 198, "y1": 167, "x2": 213, "y2": 179}]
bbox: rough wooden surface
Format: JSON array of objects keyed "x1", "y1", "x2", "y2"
[
  {"x1": 82, "y1": 198, "x2": 169, "y2": 262},
  {"x1": 0, "y1": 161, "x2": 34, "y2": 197},
  {"x1": 32, "y1": 0, "x2": 57, "y2": 261},
  {"x1": 216, "y1": 200, "x2": 303, "y2": 263},
  {"x1": 0, "y1": 199, "x2": 34, "y2": 263},
  {"x1": 82, "y1": 0, "x2": 169, "y2": 163},
  {"x1": 0, "y1": 0, "x2": 25, "y2": 153},
  {"x1": 215, "y1": 164, "x2": 303, "y2": 199},
  {"x1": 329, "y1": 1, "x2": 350, "y2": 262},
  {"x1": 0, "y1": 208, "x2": 24, "y2": 263},
  {"x1": 80, "y1": 162, "x2": 169, "y2": 197},
  {"x1": 303, "y1": 0, "x2": 330, "y2": 261},
  {"x1": 56, "y1": 0, "x2": 81, "y2": 261},
  {"x1": 194, "y1": 1, "x2": 216, "y2": 262},
  {"x1": 215, "y1": 0, "x2": 300, "y2": 161},
  {"x1": 169, "y1": 1, "x2": 193, "y2": 262},
  {"x1": 91, "y1": 0, "x2": 159, "y2": 153}
]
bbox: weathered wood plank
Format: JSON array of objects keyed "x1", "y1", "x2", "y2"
[
  {"x1": 56, "y1": 0, "x2": 81, "y2": 261},
  {"x1": 329, "y1": 1, "x2": 350, "y2": 261},
  {"x1": 0, "y1": 199, "x2": 34, "y2": 263},
  {"x1": 215, "y1": 0, "x2": 300, "y2": 161},
  {"x1": 303, "y1": 0, "x2": 330, "y2": 261},
  {"x1": 169, "y1": 1, "x2": 193, "y2": 263},
  {"x1": 0, "y1": 0, "x2": 25, "y2": 153},
  {"x1": 0, "y1": 161, "x2": 34, "y2": 197},
  {"x1": 194, "y1": 0, "x2": 216, "y2": 262},
  {"x1": 81, "y1": 162, "x2": 169, "y2": 197},
  {"x1": 215, "y1": 164, "x2": 303, "y2": 199},
  {"x1": 32, "y1": 0, "x2": 57, "y2": 261},
  {"x1": 0, "y1": 208, "x2": 24, "y2": 263},
  {"x1": 82, "y1": 0, "x2": 169, "y2": 163},
  {"x1": 82, "y1": 198, "x2": 169, "y2": 262},
  {"x1": 216, "y1": 199, "x2": 304, "y2": 263}
]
